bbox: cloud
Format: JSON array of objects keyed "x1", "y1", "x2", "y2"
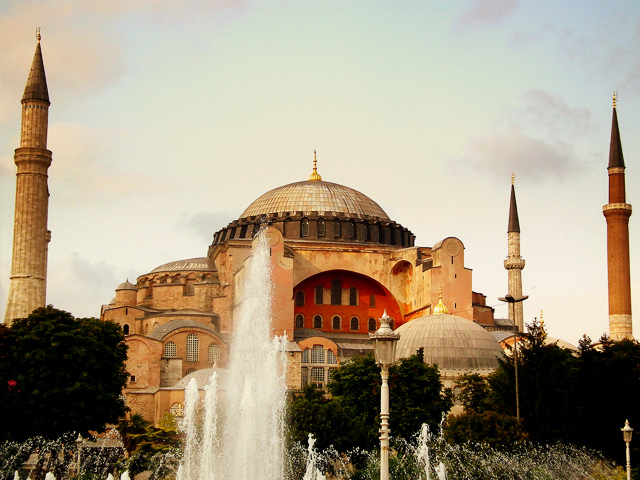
[
  {"x1": 177, "y1": 211, "x2": 236, "y2": 243},
  {"x1": 457, "y1": 0, "x2": 517, "y2": 27},
  {"x1": 464, "y1": 127, "x2": 585, "y2": 183}
]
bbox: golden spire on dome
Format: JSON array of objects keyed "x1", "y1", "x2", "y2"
[
  {"x1": 36, "y1": 27, "x2": 41, "y2": 43},
  {"x1": 613, "y1": 91, "x2": 617, "y2": 109},
  {"x1": 433, "y1": 284, "x2": 449, "y2": 314},
  {"x1": 511, "y1": 172, "x2": 515, "y2": 186},
  {"x1": 308, "y1": 150, "x2": 322, "y2": 181}
]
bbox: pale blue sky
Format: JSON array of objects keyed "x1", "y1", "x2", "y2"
[{"x1": 1, "y1": 0, "x2": 638, "y2": 344}]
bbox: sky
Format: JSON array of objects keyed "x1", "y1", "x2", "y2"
[{"x1": 0, "y1": 0, "x2": 638, "y2": 345}]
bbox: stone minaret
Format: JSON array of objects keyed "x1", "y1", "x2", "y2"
[
  {"x1": 603, "y1": 94, "x2": 633, "y2": 340},
  {"x1": 504, "y1": 174, "x2": 525, "y2": 331},
  {"x1": 4, "y1": 32, "x2": 52, "y2": 325}
]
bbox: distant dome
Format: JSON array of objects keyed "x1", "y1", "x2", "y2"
[
  {"x1": 395, "y1": 313, "x2": 504, "y2": 373},
  {"x1": 150, "y1": 257, "x2": 216, "y2": 274},
  {"x1": 240, "y1": 180, "x2": 390, "y2": 220},
  {"x1": 116, "y1": 280, "x2": 137, "y2": 291}
]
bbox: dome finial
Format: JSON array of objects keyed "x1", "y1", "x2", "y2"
[
  {"x1": 433, "y1": 284, "x2": 449, "y2": 314},
  {"x1": 511, "y1": 172, "x2": 515, "y2": 186},
  {"x1": 613, "y1": 91, "x2": 617, "y2": 109},
  {"x1": 308, "y1": 150, "x2": 322, "y2": 181},
  {"x1": 36, "y1": 27, "x2": 41, "y2": 43}
]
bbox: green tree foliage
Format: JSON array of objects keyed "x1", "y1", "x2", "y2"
[
  {"x1": 126, "y1": 413, "x2": 181, "y2": 478},
  {"x1": 0, "y1": 306, "x2": 129, "y2": 441},
  {"x1": 444, "y1": 410, "x2": 528, "y2": 448},
  {"x1": 288, "y1": 351, "x2": 452, "y2": 453}
]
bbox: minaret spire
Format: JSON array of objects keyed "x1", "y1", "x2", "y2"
[
  {"x1": 4, "y1": 35, "x2": 53, "y2": 324},
  {"x1": 603, "y1": 94, "x2": 633, "y2": 340},
  {"x1": 504, "y1": 174, "x2": 525, "y2": 331}
]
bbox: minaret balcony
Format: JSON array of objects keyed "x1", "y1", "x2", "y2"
[{"x1": 603, "y1": 203, "x2": 632, "y2": 213}]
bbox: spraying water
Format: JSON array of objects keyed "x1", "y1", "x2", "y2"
[{"x1": 177, "y1": 229, "x2": 288, "y2": 480}]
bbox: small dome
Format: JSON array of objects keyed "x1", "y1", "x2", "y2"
[
  {"x1": 395, "y1": 313, "x2": 504, "y2": 373},
  {"x1": 150, "y1": 257, "x2": 216, "y2": 274},
  {"x1": 240, "y1": 180, "x2": 390, "y2": 220},
  {"x1": 116, "y1": 280, "x2": 137, "y2": 291}
]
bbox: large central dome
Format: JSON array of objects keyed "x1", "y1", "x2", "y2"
[{"x1": 240, "y1": 180, "x2": 390, "y2": 220}]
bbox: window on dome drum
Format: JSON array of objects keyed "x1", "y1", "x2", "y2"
[
  {"x1": 349, "y1": 287, "x2": 357, "y2": 305},
  {"x1": 123, "y1": 324, "x2": 130, "y2": 335},
  {"x1": 313, "y1": 315, "x2": 322, "y2": 329},
  {"x1": 208, "y1": 344, "x2": 220, "y2": 364},
  {"x1": 333, "y1": 220, "x2": 341, "y2": 238},
  {"x1": 318, "y1": 219, "x2": 326, "y2": 237},
  {"x1": 184, "y1": 283, "x2": 195, "y2": 296},
  {"x1": 186, "y1": 334, "x2": 199, "y2": 362},
  {"x1": 332, "y1": 316, "x2": 341, "y2": 330},
  {"x1": 331, "y1": 279, "x2": 342, "y2": 305},
  {"x1": 368, "y1": 318, "x2": 377, "y2": 332},
  {"x1": 240, "y1": 224, "x2": 248, "y2": 238},
  {"x1": 369, "y1": 294, "x2": 376, "y2": 307},
  {"x1": 301, "y1": 218, "x2": 310, "y2": 237},
  {"x1": 350, "y1": 317, "x2": 359, "y2": 331},
  {"x1": 348, "y1": 221, "x2": 355, "y2": 239},
  {"x1": 186, "y1": 368, "x2": 196, "y2": 375},
  {"x1": 295, "y1": 314, "x2": 304, "y2": 328},
  {"x1": 364, "y1": 224, "x2": 370, "y2": 241},
  {"x1": 295, "y1": 290, "x2": 305, "y2": 306},
  {"x1": 164, "y1": 341, "x2": 177, "y2": 358}
]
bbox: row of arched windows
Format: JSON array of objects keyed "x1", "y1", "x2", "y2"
[
  {"x1": 162, "y1": 335, "x2": 221, "y2": 363},
  {"x1": 296, "y1": 314, "x2": 386, "y2": 332}
]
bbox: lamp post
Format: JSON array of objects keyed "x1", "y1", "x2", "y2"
[
  {"x1": 622, "y1": 419, "x2": 633, "y2": 480},
  {"x1": 369, "y1": 311, "x2": 400, "y2": 480},
  {"x1": 497, "y1": 293, "x2": 528, "y2": 420}
]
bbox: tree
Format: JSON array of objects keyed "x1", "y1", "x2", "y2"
[
  {"x1": 444, "y1": 410, "x2": 528, "y2": 448},
  {"x1": 0, "y1": 305, "x2": 129, "y2": 441},
  {"x1": 318, "y1": 350, "x2": 452, "y2": 451}
]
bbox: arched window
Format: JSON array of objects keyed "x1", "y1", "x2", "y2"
[
  {"x1": 333, "y1": 220, "x2": 341, "y2": 238},
  {"x1": 315, "y1": 285, "x2": 324, "y2": 304},
  {"x1": 295, "y1": 290, "x2": 305, "y2": 306},
  {"x1": 348, "y1": 221, "x2": 355, "y2": 239},
  {"x1": 331, "y1": 278, "x2": 342, "y2": 305},
  {"x1": 311, "y1": 345, "x2": 325, "y2": 363},
  {"x1": 164, "y1": 341, "x2": 177, "y2": 357},
  {"x1": 208, "y1": 344, "x2": 220, "y2": 364},
  {"x1": 368, "y1": 318, "x2": 377, "y2": 332},
  {"x1": 123, "y1": 324, "x2": 130, "y2": 335},
  {"x1": 350, "y1": 317, "x2": 359, "y2": 331},
  {"x1": 332, "y1": 316, "x2": 341, "y2": 330},
  {"x1": 317, "y1": 219, "x2": 326, "y2": 237},
  {"x1": 186, "y1": 334, "x2": 199, "y2": 362},
  {"x1": 301, "y1": 218, "x2": 310, "y2": 237},
  {"x1": 295, "y1": 314, "x2": 304, "y2": 328},
  {"x1": 313, "y1": 315, "x2": 322, "y2": 329},
  {"x1": 301, "y1": 346, "x2": 339, "y2": 389},
  {"x1": 363, "y1": 223, "x2": 370, "y2": 241},
  {"x1": 349, "y1": 287, "x2": 357, "y2": 305}
]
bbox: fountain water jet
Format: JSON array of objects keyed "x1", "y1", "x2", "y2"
[{"x1": 177, "y1": 228, "x2": 288, "y2": 480}]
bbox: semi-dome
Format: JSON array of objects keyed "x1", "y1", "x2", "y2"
[
  {"x1": 240, "y1": 180, "x2": 390, "y2": 220},
  {"x1": 395, "y1": 312, "x2": 504, "y2": 373}
]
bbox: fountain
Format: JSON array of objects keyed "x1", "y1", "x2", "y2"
[{"x1": 176, "y1": 228, "x2": 288, "y2": 480}]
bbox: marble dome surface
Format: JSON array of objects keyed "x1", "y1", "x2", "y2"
[
  {"x1": 149, "y1": 257, "x2": 216, "y2": 274},
  {"x1": 394, "y1": 312, "x2": 504, "y2": 372},
  {"x1": 240, "y1": 180, "x2": 390, "y2": 220}
]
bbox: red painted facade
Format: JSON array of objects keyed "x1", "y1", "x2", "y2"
[{"x1": 293, "y1": 270, "x2": 404, "y2": 333}]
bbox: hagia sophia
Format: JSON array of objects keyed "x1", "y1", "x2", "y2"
[{"x1": 4, "y1": 37, "x2": 634, "y2": 423}]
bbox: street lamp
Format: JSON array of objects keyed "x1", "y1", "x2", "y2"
[
  {"x1": 622, "y1": 419, "x2": 633, "y2": 480},
  {"x1": 497, "y1": 293, "x2": 528, "y2": 420},
  {"x1": 369, "y1": 311, "x2": 400, "y2": 480}
]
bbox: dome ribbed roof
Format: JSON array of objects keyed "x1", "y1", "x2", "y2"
[
  {"x1": 240, "y1": 180, "x2": 390, "y2": 220},
  {"x1": 150, "y1": 257, "x2": 216, "y2": 274},
  {"x1": 395, "y1": 313, "x2": 504, "y2": 372},
  {"x1": 116, "y1": 280, "x2": 137, "y2": 291}
]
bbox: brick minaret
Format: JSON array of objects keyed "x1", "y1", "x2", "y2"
[
  {"x1": 4, "y1": 32, "x2": 52, "y2": 325},
  {"x1": 603, "y1": 94, "x2": 633, "y2": 340},
  {"x1": 504, "y1": 174, "x2": 525, "y2": 332}
]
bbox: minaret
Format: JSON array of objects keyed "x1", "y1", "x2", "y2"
[
  {"x1": 603, "y1": 93, "x2": 633, "y2": 340},
  {"x1": 504, "y1": 174, "x2": 525, "y2": 332},
  {"x1": 4, "y1": 30, "x2": 52, "y2": 324}
]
